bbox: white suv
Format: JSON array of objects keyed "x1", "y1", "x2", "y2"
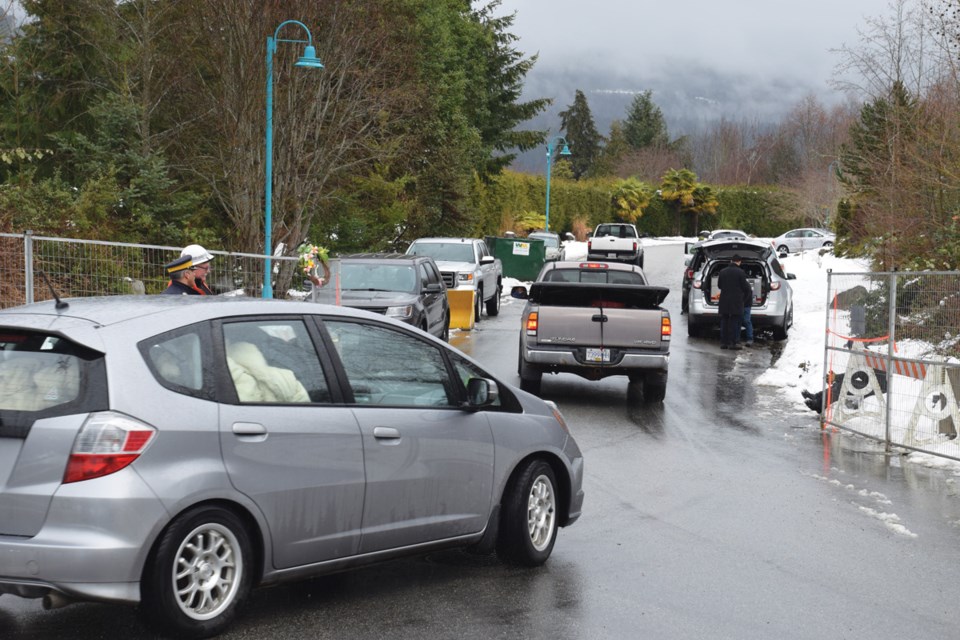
[{"x1": 406, "y1": 237, "x2": 503, "y2": 319}]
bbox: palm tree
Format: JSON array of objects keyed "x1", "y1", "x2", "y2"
[
  {"x1": 611, "y1": 178, "x2": 652, "y2": 223},
  {"x1": 660, "y1": 169, "x2": 697, "y2": 234}
]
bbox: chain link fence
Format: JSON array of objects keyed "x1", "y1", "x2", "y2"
[
  {"x1": 824, "y1": 270, "x2": 960, "y2": 461},
  {"x1": 0, "y1": 231, "x2": 330, "y2": 308}
]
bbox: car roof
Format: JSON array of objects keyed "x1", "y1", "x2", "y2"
[
  {"x1": 339, "y1": 253, "x2": 424, "y2": 263},
  {"x1": 0, "y1": 296, "x2": 386, "y2": 332}
]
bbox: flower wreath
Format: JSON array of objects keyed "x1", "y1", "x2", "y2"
[{"x1": 297, "y1": 243, "x2": 331, "y2": 287}]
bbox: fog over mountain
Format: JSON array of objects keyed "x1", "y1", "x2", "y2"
[{"x1": 497, "y1": 0, "x2": 880, "y2": 173}]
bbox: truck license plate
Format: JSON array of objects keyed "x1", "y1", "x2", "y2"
[
  {"x1": 608, "y1": 252, "x2": 617, "y2": 258},
  {"x1": 586, "y1": 348, "x2": 611, "y2": 363}
]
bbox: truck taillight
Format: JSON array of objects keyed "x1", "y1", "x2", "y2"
[
  {"x1": 63, "y1": 412, "x2": 156, "y2": 484},
  {"x1": 686, "y1": 269, "x2": 693, "y2": 280},
  {"x1": 526, "y1": 312, "x2": 539, "y2": 335},
  {"x1": 587, "y1": 240, "x2": 592, "y2": 251},
  {"x1": 661, "y1": 314, "x2": 672, "y2": 340},
  {"x1": 632, "y1": 241, "x2": 637, "y2": 251}
]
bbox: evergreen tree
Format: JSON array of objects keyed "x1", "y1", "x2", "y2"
[
  {"x1": 558, "y1": 89, "x2": 601, "y2": 179},
  {"x1": 624, "y1": 90, "x2": 668, "y2": 150}
]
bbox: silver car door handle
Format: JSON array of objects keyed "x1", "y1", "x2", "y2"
[
  {"x1": 232, "y1": 422, "x2": 268, "y2": 436},
  {"x1": 373, "y1": 427, "x2": 401, "y2": 440}
]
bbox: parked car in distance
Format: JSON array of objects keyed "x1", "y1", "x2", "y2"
[
  {"x1": 528, "y1": 231, "x2": 562, "y2": 261},
  {"x1": 406, "y1": 237, "x2": 504, "y2": 321},
  {"x1": 587, "y1": 223, "x2": 644, "y2": 268},
  {"x1": 772, "y1": 228, "x2": 835, "y2": 254},
  {"x1": 686, "y1": 238, "x2": 796, "y2": 340},
  {"x1": 0, "y1": 296, "x2": 584, "y2": 638},
  {"x1": 511, "y1": 260, "x2": 671, "y2": 401},
  {"x1": 325, "y1": 253, "x2": 450, "y2": 341}
]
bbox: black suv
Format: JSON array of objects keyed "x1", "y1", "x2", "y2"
[{"x1": 321, "y1": 254, "x2": 450, "y2": 340}]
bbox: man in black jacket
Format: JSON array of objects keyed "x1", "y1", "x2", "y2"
[
  {"x1": 717, "y1": 255, "x2": 753, "y2": 350},
  {"x1": 161, "y1": 256, "x2": 202, "y2": 295}
]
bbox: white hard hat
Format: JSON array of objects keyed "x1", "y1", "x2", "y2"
[{"x1": 180, "y1": 244, "x2": 214, "y2": 265}]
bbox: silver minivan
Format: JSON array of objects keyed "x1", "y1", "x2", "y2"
[{"x1": 0, "y1": 296, "x2": 583, "y2": 638}]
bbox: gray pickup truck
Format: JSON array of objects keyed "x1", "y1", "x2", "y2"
[{"x1": 511, "y1": 261, "x2": 670, "y2": 401}]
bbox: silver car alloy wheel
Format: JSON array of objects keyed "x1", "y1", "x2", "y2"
[
  {"x1": 172, "y1": 522, "x2": 244, "y2": 621},
  {"x1": 527, "y1": 473, "x2": 556, "y2": 551}
]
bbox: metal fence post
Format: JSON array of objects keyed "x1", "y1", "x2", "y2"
[
  {"x1": 885, "y1": 271, "x2": 898, "y2": 449},
  {"x1": 24, "y1": 230, "x2": 34, "y2": 304},
  {"x1": 821, "y1": 269, "x2": 833, "y2": 427}
]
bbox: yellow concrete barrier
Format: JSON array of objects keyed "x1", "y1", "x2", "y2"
[{"x1": 447, "y1": 289, "x2": 476, "y2": 330}]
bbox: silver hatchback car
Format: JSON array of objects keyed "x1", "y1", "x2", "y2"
[{"x1": 0, "y1": 296, "x2": 583, "y2": 637}]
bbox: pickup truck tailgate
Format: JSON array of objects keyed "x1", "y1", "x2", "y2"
[
  {"x1": 536, "y1": 307, "x2": 664, "y2": 348},
  {"x1": 529, "y1": 282, "x2": 669, "y2": 349}
]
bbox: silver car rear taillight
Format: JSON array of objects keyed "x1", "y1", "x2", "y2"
[{"x1": 63, "y1": 412, "x2": 156, "y2": 484}]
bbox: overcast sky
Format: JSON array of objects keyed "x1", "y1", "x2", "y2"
[{"x1": 495, "y1": 0, "x2": 883, "y2": 103}]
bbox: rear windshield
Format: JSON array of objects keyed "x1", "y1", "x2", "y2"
[
  {"x1": 595, "y1": 225, "x2": 637, "y2": 239},
  {"x1": 543, "y1": 268, "x2": 646, "y2": 285},
  {"x1": 0, "y1": 330, "x2": 107, "y2": 438}
]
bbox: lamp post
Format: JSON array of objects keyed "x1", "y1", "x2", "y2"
[
  {"x1": 263, "y1": 20, "x2": 324, "y2": 299},
  {"x1": 544, "y1": 136, "x2": 571, "y2": 233}
]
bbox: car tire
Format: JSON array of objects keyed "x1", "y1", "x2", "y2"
[
  {"x1": 141, "y1": 506, "x2": 253, "y2": 639},
  {"x1": 772, "y1": 306, "x2": 792, "y2": 340},
  {"x1": 518, "y1": 340, "x2": 542, "y2": 395},
  {"x1": 643, "y1": 370, "x2": 668, "y2": 403},
  {"x1": 823, "y1": 241, "x2": 834, "y2": 249},
  {"x1": 474, "y1": 286, "x2": 483, "y2": 322},
  {"x1": 777, "y1": 244, "x2": 789, "y2": 254},
  {"x1": 486, "y1": 283, "x2": 501, "y2": 316},
  {"x1": 442, "y1": 312, "x2": 450, "y2": 342},
  {"x1": 687, "y1": 319, "x2": 700, "y2": 337},
  {"x1": 497, "y1": 459, "x2": 558, "y2": 566},
  {"x1": 681, "y1": 292, "x2": 689, "y2": 314}
]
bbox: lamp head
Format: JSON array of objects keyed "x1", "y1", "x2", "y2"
[
  {"x1": 560, "y1": 144, "x2": 571, "y2": 156},
  {"x1": 295, "y1": 45, "x2": 325, "y2": 69}
]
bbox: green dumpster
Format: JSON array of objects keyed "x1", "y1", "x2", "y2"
[{"x1": 489, "y1": 237, "x2": 546, "y2": 281}]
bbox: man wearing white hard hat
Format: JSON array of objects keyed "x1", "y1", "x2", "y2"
[{"x1": 179, "y1": 244, "x2": 216, "y2": 295}]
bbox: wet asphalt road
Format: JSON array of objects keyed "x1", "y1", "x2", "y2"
[{"x1": 6, "y1": 243, "x2": 960, "y2": 639}]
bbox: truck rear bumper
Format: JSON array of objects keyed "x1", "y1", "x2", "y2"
[{"x1": 525, "y1": 347, "x2": 668, "y2": 370}]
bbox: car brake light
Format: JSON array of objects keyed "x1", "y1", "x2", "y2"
[
  {"x1": 661, "y1": 314, "x2": 672, "y2": 339},
  {"x1": 63, "y1": 412, "x2": 156, "y2": 484},
  {"x1": 578, "y1": 263, "x2": 609, "y2": 269},
  {"x1": 526, "y1": 311, "x2": 539, "y2": 335},
  {"x1": 770, "y1": 281, "x2": 781, "y2": 291},
  {"x1": 686, "y1": 269, "x2": 693, "y2": 280}
]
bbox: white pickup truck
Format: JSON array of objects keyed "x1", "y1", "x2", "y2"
[
  {"x1": 511, "y1": 260, "x2": 670, "y2": 401},
  {"x1": 587, "y1": 223, "x2": 645, "y2": 268},
  {"x1": 406, "y1": 237, "x2": 503, "y2": 320}
]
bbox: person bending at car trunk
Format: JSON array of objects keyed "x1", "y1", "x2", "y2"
[{"x1": 717, "y1": 254, "x2": 753, "y2": 350}]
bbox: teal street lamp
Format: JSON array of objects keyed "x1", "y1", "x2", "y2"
[
  {"x1": 263, "y1": 20, "x2": 324, "y2": 299},
  {"x1": 544, "y1": 136, "x2": 571, "y2": 233}
]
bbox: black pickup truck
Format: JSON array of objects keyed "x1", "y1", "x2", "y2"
[{"x1": 511, "y1": 261, "x2": 671, "y2": 401}]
